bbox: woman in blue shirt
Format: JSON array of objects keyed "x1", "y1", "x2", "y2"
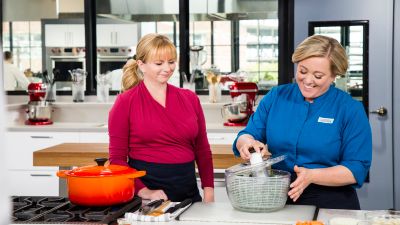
[{"x1": 233, "y1": 35, "x2": 372, "y2": 209}]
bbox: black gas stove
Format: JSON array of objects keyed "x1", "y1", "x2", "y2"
[{"x1": 11, "y1": 196, "x2": 142, "y2": 224}]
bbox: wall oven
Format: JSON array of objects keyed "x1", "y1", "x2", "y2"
[
  {"x1": 46, "y1": 47, "x2": 85, "y2": 90},
  {"x1": 97, "y1": 47, "x2": 133, "y2": 90}
]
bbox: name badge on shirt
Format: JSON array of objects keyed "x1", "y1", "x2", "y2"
[{"x1": 318, "y1": 117, "x2": 334, "y2": 124}]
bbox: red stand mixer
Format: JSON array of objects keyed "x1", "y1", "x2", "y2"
[
  {"x1": 222, "y1": 82, "x2": 258, "y2": 126},
  {"x1": 25, "y1": 83, "x2": 53, "y2": 125}
]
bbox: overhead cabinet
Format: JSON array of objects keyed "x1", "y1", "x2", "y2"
[
  {"x1": 45, "y1": 24, "x2": 85, "y2": 47},
  {"x1": 97, "y1": 24, "x2": 138, "y2": 47}
]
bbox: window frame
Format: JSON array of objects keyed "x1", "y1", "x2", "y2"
[{"x1": 3, "y1": 0, "x2": 294, "y2": 96}]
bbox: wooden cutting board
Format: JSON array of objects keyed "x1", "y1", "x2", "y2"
[{"x1": 179, "y1": 202, "x2": 316, "y2": 224}]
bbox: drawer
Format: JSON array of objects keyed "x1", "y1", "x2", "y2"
[
  {"x1": 207, "y1": 133, "x2": 236, "y2": 144},
  {"x1": 5, "y1": 131, "x2": 79, "y2": 170},
  {"x1": 6, "y1": 170, "x2": 59, "y2": 196}
]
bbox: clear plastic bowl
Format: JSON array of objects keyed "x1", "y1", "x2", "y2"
[{"x1": 225, "y1": 169, "x2": 290, "y2": 212}]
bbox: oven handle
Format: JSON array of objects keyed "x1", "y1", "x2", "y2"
[
  {"x1": 50, "y1": 56, "x2": 85, "y2": 59},
  {"x1": 97, "y1": 56, "x2": 130, "y2": 59}
]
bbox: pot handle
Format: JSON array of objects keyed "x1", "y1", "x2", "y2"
[
  {"x1": 56, "y1": 170, "x2": 68, "y2": 178},
  {"x1": 126, "y1": 170, "x2": 146, "y2": 179}
]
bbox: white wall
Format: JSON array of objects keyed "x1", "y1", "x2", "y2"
[{"x1": 294, "y1": 0, "x2": 396, "y2": 210}]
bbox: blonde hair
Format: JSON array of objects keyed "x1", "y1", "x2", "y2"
[
  {"x1": 292, "y1": 35, "x2": 348, "y2": 77},
  {"x1": 121, "y1": 34, "x2": 177, "y2": 91}
]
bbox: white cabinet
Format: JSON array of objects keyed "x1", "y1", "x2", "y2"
[
  {"x1": 5, "y1": 131, "x2": 79, "y2": 196},
  {"x1": 79, "y1": 132, "x2": 108, "y2": 143},
  {"x1": 45, "y1": 24, "x2": 85, "y2": 47},
  {"x1": 97, "y1": 24, "x2": 138, "y2": 47}
]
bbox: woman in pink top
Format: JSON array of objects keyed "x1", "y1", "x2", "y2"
[{"x1": 108, "y1": 34, "x2": 214, "y2": 203}]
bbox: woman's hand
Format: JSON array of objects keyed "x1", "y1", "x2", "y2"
[
  {"x1": 203, "y1": 187, "x2": 215, "y2": 203},
  {"x1": 137, "y1": 187, "x2": 168, "y2": 201},
  {"x1": 237, "y1": 137, "x2": 270, "y2": 161},
  {"x1": 288, "y1": 165, "x2": 314, "y2": 202}
]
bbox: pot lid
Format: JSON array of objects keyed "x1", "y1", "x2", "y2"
[{"x1": 66, "y1": 158, "x2": 139, "y2": 177}]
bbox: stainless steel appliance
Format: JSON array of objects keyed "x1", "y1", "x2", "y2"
[
  {"x1": 46, "y1": 47, "x2": 86, "y2": 90},
  {"x1": 10, "y1": 196, "x2": 141, "y2": 224},
  {"x1": 25, "y1": 83, "x2": 53, "y2": 125},
  {"x1": 221, "y1": 82, "x2": 258, "y2": 126},
  {"x1": 97, "y1": 47, "x2": 132, "y2": 75}
]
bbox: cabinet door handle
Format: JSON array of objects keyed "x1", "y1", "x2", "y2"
[
  {"x1": 30, "y1": 136, "x2": 53, "y2": 139},
  {"x1": 30, "y1": 174, "x2": 52, "y2": 177}
]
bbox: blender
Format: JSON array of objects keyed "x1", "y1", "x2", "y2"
[
  {"x1": 221, "y1": 82, "x2": 258, "y2": 126},
  {"x1": 190, "y1": 46, "x2": 207, "y2": 89},
  {"x1": 25, "y1": 83, "x2": 53, "y2": 125}
]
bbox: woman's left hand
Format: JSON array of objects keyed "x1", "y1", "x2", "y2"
[
  {"x1": 203, "y1": 187, "x2": 215, "y2": 203},
  {"x1": 288, "y1": 165, "x2": 314, "y2": 202}
]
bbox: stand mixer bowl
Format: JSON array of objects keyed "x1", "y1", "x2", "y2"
[
  {"x1": 221, "y1": 102, "x2": 248, "y2": 123},
  {"x1": 26, "y1": 101, "x2": 52, "y2": 121}
]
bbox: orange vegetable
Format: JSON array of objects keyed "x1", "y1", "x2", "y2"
[{"x1": 296, "y1": 221, "x2": 324, "y2": 225}]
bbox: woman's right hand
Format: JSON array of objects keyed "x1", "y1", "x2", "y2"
[
  {"x1": 137, "y1": 187, "x2": 168, "y2": 201},
  {"x1": 237, "y1": 135, "x2": 270, "y2": 161}
]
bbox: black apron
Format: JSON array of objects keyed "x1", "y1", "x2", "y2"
[
  {"x1": 129, "y1": 159, "x2": 202, "y2": 202},
  {"x1": 286, "y1": 175, "x2": 360, "y2": 209}
]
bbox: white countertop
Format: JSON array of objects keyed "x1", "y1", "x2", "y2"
[{"x1": 7, "y1": 122, "x2": 243, "y2": 133}]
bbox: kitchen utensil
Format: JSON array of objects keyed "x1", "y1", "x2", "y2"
[
  {"x1": 57, "y1": 158, "x2": 146, "y2": 206},
  {"x1": 165, "y1": 198, "x2": 192, "y2": 214},
  {"x1": 221, "y1": 102, "x2": 248, "y2": 123},
  {"x1": 69, "y1": 69, "x2": 87, "y2": 102},
  {"x1": 225, "y1": 155, "x2": 289, "y2": 212},
  {"x1": 27, "y1": 82, "x2": 47, "y2": 101},
  {"x1": 222, "y1": 82, "x2": 258, "y2": 126},
  {"x1": 26, "y1": 101, "x2": 53, "y2": 121},
  {"x1": 360, "y1": 210, "x2": 400, "y2": 225},
  {"x1": 140, "y1": 199, "x2": 164, "y2": 215},
  {"x1": 148, "y1": 200, "x2": 171, "y2": 216},
  {"x1": 227, "y1": 154, "x2": 287, "y2": 175}
]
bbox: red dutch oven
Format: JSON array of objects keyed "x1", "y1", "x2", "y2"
[{"x1": 57, "y1": 158, "x2": 145, "y2": 206}]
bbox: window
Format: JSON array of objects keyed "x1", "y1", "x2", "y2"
[
  {"x1": 3, "y1": 21, "x2": 42, "y2": 72},
  {"x1": 239, "y1": 19, "x2": 279, "y2": 90},
  {"x1": 309, "y1": 20, "x2": 369, "y2": 112}
]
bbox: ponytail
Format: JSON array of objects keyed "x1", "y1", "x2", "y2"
[{"x1": 121, "y1": 59, "x2": 142, "y2": 92}]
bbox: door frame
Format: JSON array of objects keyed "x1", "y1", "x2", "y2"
[{"x1": 393, "y1": 0, "x2": 400, "y2": 210}]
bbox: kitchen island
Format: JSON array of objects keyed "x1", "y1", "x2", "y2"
[
  {"x1": 33, "y1": 142, "x2": 242, "y2": 198},
  {"x1": 33, "y1": 143, "x2": 242, "y2": 169}
]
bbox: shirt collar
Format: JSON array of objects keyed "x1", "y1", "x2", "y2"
[{"x1": 295, "y1": 84, "x2": 335, "y2": 105}]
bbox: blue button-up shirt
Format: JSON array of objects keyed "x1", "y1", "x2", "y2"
[{"x1": 233, "y1": 83, "x2": 372, "y2": 188}]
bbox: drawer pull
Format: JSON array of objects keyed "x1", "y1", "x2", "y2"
[
  {"x1": 208, "y1": 136, "x2": 224, "y2": 140},
  {"x1": 30, "y1": 136, "x2": 53, "y2": 139},
  {"x1": 30, "y1": 174, "x2": 52, "y2": 177}
]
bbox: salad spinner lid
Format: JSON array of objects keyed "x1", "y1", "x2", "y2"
[{"x1": 225, "y1": 154, "x2": 287, "y2": 175}]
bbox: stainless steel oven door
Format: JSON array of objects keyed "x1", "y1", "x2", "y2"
[
  {"x1": 97, "y1": 56, "x2": 128, "y2": 91},
  {"x1": 97, "y1": 56, "x2": 127, "y2": 74},
  {"x1": 51, "y1": 56, "x2": 86, "y2": 90}
]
